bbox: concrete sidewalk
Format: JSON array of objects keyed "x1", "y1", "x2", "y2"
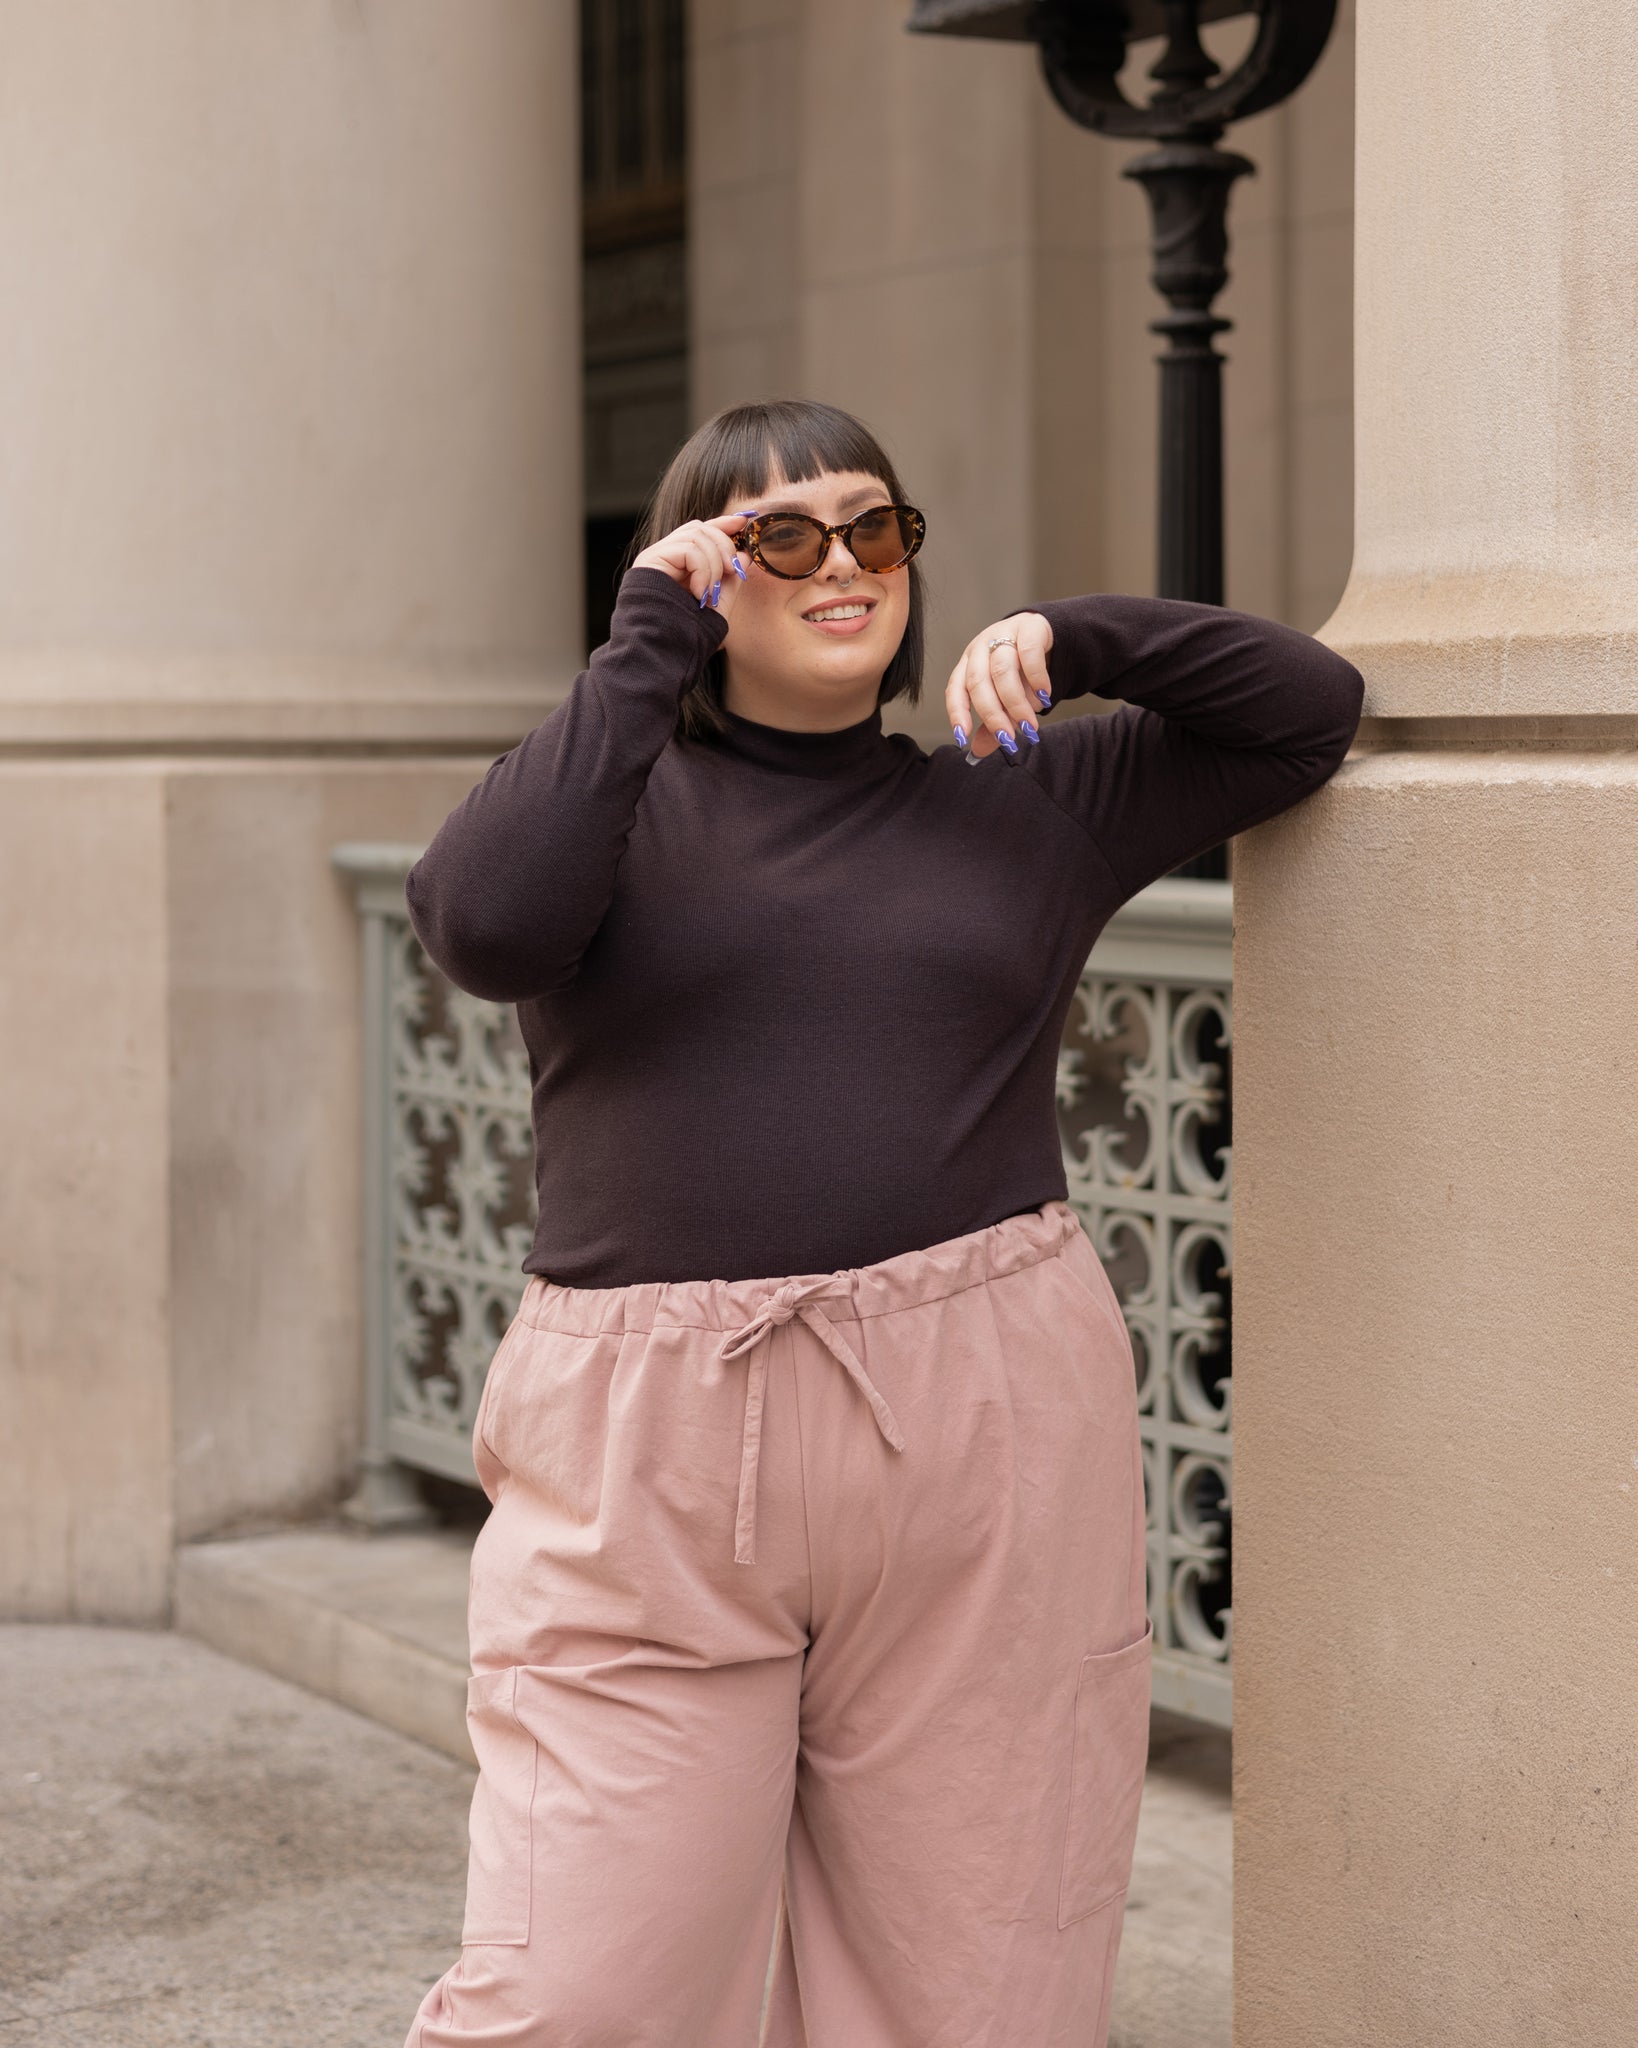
[{"x1": 1, "y1": 1623, "x2": 1229, "y2": 2047}]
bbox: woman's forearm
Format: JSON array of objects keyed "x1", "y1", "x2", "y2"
[
  {"x1": 1017, "y1": 592, "x2": 1365, "y2": 894},
  {"x1": 1029, "y1": 591, "x2": 1361, "y2": 756},
  {"x1": 406, "y1": 567, "x2": 729, "y2": 1001}
]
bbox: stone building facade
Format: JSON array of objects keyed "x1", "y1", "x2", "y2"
[{"x1": 4, "y1": 4, "x2": 1635, "y2": 2041}]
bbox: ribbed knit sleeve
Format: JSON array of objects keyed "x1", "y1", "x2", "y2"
[
  {"x1": 1014, "y1": 593, "x2": 1365, "y2": 896},
  {"x1": 405, "y1": 567, "x2": 729, "y2": 1002}
]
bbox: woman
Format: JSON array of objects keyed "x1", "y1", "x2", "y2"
[{"x1": 402, "y1": 399, "x2": 1363, "y2": 2048}]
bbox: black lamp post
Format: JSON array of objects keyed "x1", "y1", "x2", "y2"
[{"x1": 908, "y1": 1, "x2": 1336, "y2": 873}]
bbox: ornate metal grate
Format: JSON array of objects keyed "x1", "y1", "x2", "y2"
[
  {"x1": 1057, "y1": 879, "x2": 1232, "y2": 1725},
  {"x1": 335, "y1": 848, "x2": 1234, "y2": 1723}
]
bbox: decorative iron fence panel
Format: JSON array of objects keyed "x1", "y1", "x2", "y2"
[
  {"x1": 1055, "y1": 880, "x2": 1232, "y2": 1726},
  {"x1": 335, "y1": 847, "x2": 1233, "y2": 1724}
]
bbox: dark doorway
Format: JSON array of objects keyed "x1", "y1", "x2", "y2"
[
  {"x1": 585, "y1": 512, "x2": 642, "y2": 658},
  {"x1": 580, "y1": 0, "x2": 690, "y2": 660}
]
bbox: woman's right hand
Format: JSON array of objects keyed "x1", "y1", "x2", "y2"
[{"x1": 630, "y1": 511, "x2": 758, "y2": 613}]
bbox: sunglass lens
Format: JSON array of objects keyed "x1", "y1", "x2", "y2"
[
  {"x1": 848, "y1": 506, "x2": 917, "y2": 572},
  {"x1": 753, "y1": 514, "x2": 827, "y2": 576}
]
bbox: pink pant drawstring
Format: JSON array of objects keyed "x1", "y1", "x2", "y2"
[{"x1": 718, "y1": 1280, "x2": 906, "y2": 1564}]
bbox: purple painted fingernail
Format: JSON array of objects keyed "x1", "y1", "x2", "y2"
[
  {"x1": 710, "y1": 578, "x2": 721, "y2": 606},
  {"x1": 1020, "y1": 718, "x2": 1039, "y2": 743},
  {"x1": 997, "y1": 730, "x2": 1018, "y2": 756},
  {"x1": 732, "y1": 556, "x2": 747, "y2": 580},
  {"x1": 1036, "y1": 687, "x2": 1051, "y2": 707},
  {"x1": 698, "y1": 590, "x2": 709, "y2": 607},
  {"x1": 952, "y1": 724, "x2": 968, "y2": 749}
]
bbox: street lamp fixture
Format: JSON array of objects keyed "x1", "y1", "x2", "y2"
[{"x1": 908, "y1": 0, "x2": 1337, "y2": 609}]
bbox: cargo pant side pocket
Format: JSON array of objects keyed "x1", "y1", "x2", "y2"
[
  {"x1": 1058, "y1": 1618, "x2": 1153, "y2": 1929},
  {"x1": 471, "y1": 1312, "x2": 532, "y2": 1501},
  {"x1": 462, "y1": 1668, "x2": 536, "y2": 1947}
]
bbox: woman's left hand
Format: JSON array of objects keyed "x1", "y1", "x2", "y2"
[{"x1": 945, "y1": 612, "x2": 1055, "y2": 760}]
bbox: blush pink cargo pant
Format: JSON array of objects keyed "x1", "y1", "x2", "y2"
[{"x1": 405, "y1": 1198, "x2": 1152, "y2": 2048}]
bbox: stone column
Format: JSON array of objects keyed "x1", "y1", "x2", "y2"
[
  {"x1": 1233, "y1": 2, "x2": 1638, "y2": 2039},
  {"x1": 0, "y1": 1, "x2": 581, "y2": 1620}
]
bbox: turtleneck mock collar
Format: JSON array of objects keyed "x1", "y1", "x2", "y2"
[{"x1": 714, "y1": 703, "x2": 896, "y2": 779}]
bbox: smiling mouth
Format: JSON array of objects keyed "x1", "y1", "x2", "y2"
[{"x1": 802, "y1": 600, "x2": 877, "y2": 624}]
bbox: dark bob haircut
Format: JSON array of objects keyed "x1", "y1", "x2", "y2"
[{"x1": 623, "y1": 399, "x2": 927, "y2": 743}]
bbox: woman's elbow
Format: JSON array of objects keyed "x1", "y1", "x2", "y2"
[
  {"x1": 404, "y1": 870, "x2": 570, "y2": 1005},
  {"x1": 426, "y1": 945, "x2": 548, "y2": 1006},
  {"x1": 1272, "y1": 656, "x2": 1364, "y2": 804},
  {"x1": 1303, "y1": 644, "x2": 1366, "y2": 771}
]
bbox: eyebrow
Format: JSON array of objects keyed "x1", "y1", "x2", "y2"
[{"x1": 756, "y1": 485, "x2": 885, "y2": 516}]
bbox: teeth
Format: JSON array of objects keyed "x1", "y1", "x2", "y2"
[{"x1": 806, "y1": 604, "x2": 869, "y2": 621}]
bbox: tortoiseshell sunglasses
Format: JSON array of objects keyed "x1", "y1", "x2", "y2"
[{"x1": 739, "y1": 503, "x2": 926, "y2": 580}]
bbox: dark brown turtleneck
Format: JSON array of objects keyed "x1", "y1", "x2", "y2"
[{"x1": 406, "y1": 566, "x2": 1363, "y2": 1286}]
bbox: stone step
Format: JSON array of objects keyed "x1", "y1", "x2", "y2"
[{"x1": 175, "y1": 1525, "x2": 476, "y2": 1763}]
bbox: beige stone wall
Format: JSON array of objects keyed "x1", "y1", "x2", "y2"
[
  {"x1": 0, "y1": 1, "x2": 583, "y2": 1621},
  {"x1": 690, "y1": 1, "x2": 1356, "y2": 740},
  {"x1": 0, "y1": 762, "x2": 488, "y2": 1618},
  {"x1": 1234, "y1": 0, "x2": 1638, "y2": 2037},
  {"x1": 1, "y1": 773, "x2": 174, "y2": 1619}
]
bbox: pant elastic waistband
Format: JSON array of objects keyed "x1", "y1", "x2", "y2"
[{"x1": 515, "y1": 1198, "x2": 1084, "y2": 1341}]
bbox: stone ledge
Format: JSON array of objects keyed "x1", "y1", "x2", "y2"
[{"x1": 175, "y1": 1526, "x2": 476, "y2": 1765}]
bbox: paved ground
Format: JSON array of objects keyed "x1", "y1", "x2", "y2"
[{"x1": 1, "y1": 1626, "x2": 1228, "y2": 2047}]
